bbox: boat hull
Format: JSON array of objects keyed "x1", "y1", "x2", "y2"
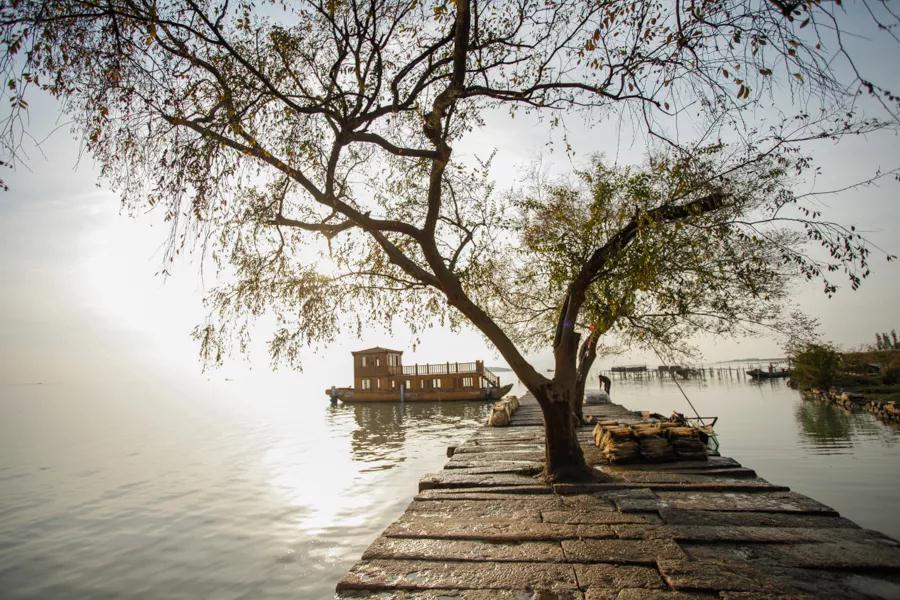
[
  {"x1": 747, "y1": 368, "x2": 791, "y2": 380},
  {"x1": 327, "y1": 383, "x2": 513, "y2": 403}
]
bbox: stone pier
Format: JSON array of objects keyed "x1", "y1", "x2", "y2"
[{"x1": 336, "y1": 395, "x2": 900, "y2": 599}]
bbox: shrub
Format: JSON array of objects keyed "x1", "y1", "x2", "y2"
[
  {"x1": 790, "y1": 343, "x2": 840, "y2": 390},
  {"x1": 884, "y1": 359, "x2": 900, "y2": 386}
]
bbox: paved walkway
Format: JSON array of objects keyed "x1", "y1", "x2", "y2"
[{"x1": 336, "y1": 395, "x2": 900, "y2": 599}]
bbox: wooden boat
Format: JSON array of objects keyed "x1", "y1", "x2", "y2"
[
  {"x1": 327, "y1": 346, "x2": 512, "y2": 403},
  {"x1": 747, "y1": 368, "x2": 791, "y2": 380}
]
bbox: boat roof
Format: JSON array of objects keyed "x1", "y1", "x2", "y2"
[{"x1": 352, "y1": 346, "x2": 404, "y2": 355}]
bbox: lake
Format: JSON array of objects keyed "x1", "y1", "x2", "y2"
[{"x1": 1, "y1": 372, "x2": 898, "y2": 598}]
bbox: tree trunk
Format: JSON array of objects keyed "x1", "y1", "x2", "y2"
[
  {"x1": 573, "y1": 372, "x2": 588, "y2": 423},
  {"x1": 535, "y1": 383, "x2": 595, "y2": 482},
  {"x1": 572, "y1": 328, "x2": 601, "y2": 423}
]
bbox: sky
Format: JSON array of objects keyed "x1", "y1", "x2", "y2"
[{"x1": 0, "y1": 13, "x2": 898, "y2": 390}]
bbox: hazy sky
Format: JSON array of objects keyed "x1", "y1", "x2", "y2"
[{"x1": 1, "y1": 20, "x2": 898, "y2": 390}]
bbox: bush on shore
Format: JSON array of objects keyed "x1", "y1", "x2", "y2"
[{"x1": 790, "y1": 343, "x2": 840, "y2": 390}]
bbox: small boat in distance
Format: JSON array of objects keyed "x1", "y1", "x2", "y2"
[
  {"x1": 327, "y1": 347, "x2": 513, "y2": 403},
  {"x1": 747, "y1": 367, "x2": 791, "y2": 380}
]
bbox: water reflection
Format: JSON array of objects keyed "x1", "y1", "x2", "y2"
[
  {"x1": 795, "y1": 398, "x2": 898, "y2": 452},
  {"x1": 327, "y1": 401, "x2": 490, "y2": 470}
]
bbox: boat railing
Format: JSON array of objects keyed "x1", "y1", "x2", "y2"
[
  {"x1": 392, "y1": 361, "x2": 480, "y2": 376},
  {"x1": 388, "y1": 362, "x2": 501, "y2": 387}
]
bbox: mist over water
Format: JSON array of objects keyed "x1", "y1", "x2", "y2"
[{"x1": 1, "y1": 371, "x2": 898, "y2": 599}]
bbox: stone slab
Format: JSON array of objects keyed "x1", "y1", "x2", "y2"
[
  {"x1": 613, "y1": 524, "x2": 895, "y2": 544},
  {"x1": 561, "y1": 539, "x2": 687, "y2": 564},
  {"x1": 652, "y1": 491, "x2": 839, "y2": 514},
  {"x1": 573, "y1": 563, "x2": 665, "y2": 589},
  {"x1": 438, "y1": 464, "x2": 545, "y2": 476},
  {"x1": 606, "y1": 457, "x2": 741, "y2": 472},
  {"x1": 445, "y1": 459, "x2": 544, "y2": 470},
  {"x1": 658, "y1": 509, "x2": 859, "y2": 529},
  {"x1": 682, "y1": 540, "x2": 900, "y2": 570},
  {"x1": 614, "y1": 590, "x2": 717, "y2": 599},
  {"x1": 383, "y1": 518, "x2": 615, "y2": 541},
  {"x1": 406, "y1": 499, "x2": 547, "y2": 521},
  {"x1": 541, "y1": 511, "x2": 661, "y2": 525},
  {"x1": 657, "y1": 560, "x2": 885, "y2": 598},
  {"x1": 419, "y1": 472, "x2": 543, "y2": 491},
  {"x1": 336, "y1": 559, "x2": 579, "y2": 592},
  {"x1": 363, "y1": 537, "x2": 565, "y2": 563},
  {"x1": 447, "y1": 450, "x2": 547, "y2": 462},
  {"x1": 338, "y1": 590, "x2": 585, "y2": 600},
  {"x1": 409, "y1": 497, "x2": 566, "y2": 511},
  {"x1": 415, "y1": 487, "x2": 553, "y2": 500},
  {"x1": 656, "y1": 559, "x2": 788, "y2": 593}
]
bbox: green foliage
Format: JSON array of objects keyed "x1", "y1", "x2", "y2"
[
  {"x1": 499, "y1": 147, "x2": 796, "y2": 358},
  {"x1": 790, "y1": 343, "x2": 840, "y2": 390}
]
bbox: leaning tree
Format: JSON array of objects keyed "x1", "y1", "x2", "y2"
[
  {"x1": 499, "y1": 149, "x2": 816, "y2": 424},
  {"x1": 1, "y1": 0, "x2": 897, "y2": 480}
]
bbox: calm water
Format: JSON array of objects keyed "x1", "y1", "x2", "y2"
[{"x1": 1, "y1": 373, "x2": 899, "y2": 599}]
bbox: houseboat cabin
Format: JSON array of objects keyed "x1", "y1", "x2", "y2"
[{"x1": 327, "y1": 347, "x2": 512, "y2": 403}]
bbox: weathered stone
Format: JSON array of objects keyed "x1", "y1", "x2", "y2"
[
  {"x1": 612, "y1": 471, "x2": 772, "y2": 486},
  {"x1": 448, "y1": 451, "x2": 547, "y2": 462},
  {"x1": 337, "y1": 590, "x2": 584, "y2": 599},
  {"x1": 616, "y1": 590, "x2": 717, "y2": 599},
  {"x1": 452, "y1": 443, "x2": 543, "y2": 454},
  {"x1": 653, "y1": 491, "x2": 839, "y2": 514},
  {"x1": 658, "y1": 509, "x2": 859, "y2": 529},
  {"x1": 440, "y1": 464, "x2": 545, "y2": 476},
  {"x1": 541, "y1": 511, "x2": 661, "y2": 525},
  {"x1": 559, "y1": 494, "x2": 620, "y2": 510},
  {"x1": 383, "y1": 518, "x2": 615, "y2": 541},
  {"x1": 657, "y1": 559, "x2": 784, "y2": 593},
  {"x1": 718, "y1": 593, "x2": 816, "y2": 600},
  {"x1": 681, "y1": 540, "x2": 900, "y2": 570},
  {"x1": 363, "y1": 537, "x2": 565, "y2": 563},
  {"x1": 614, "y1": 524, "x2": 894, "y2": 544},
  {"x1": 419, "y1": 472, "x2": 542, "y2": 491},
  {"x1": 445, "y1": 459, "x2": 544, "y2": 470},
  {"x1": 336, "y1": 559, "x2": 579, "y2": 592},
  {"x1": 582, "y1": 590, "x2": 617, "y2": 600},
  {"x1": 561, "y1": 539, "x2": 687, "y2": 564},
  {"x1": 415, "y1": 487, "x2": 553, "y2": 500},
  {"x1": 573, "y1": 563, "x2": 664, "y2": 589},
  {"x1": 406, "y1": 498, "x2": 551, "y2": 519},
  {"x1": 606, "y1": 457, "x2": 742, "y2": 472}
]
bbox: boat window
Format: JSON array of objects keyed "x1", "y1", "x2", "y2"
[
  {"x1": 463, "y1": 376, "x2": 473, "y2": 388},
  {"x1": 420, "y1": 380, "x2": 425, "y2": 389},
  {"x1": 376, "y1": 358, "x2": 381, "y2": 367},
  {"x1": 376, "y1": 378, "x2": 381, "y2": 389},
  {"x1": 361, "y1": 378, "x2": 371, "y2": 390},
  {"x1": 361, "y1": 356, "x2": 367, "y2": 367},
  {"x1": 432, "y1": 378, "x2": 441, "y2": 388},
  {"x1": 391, "y1": 380, "x2": 396, "y2": 389},
  {"x1": 406, "y1": 380, "x2": 412, "y2": 389}
]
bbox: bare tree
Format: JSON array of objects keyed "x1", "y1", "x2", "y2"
[{"x1": 1, "y1": 0, "x2": 897, "y2": 480}]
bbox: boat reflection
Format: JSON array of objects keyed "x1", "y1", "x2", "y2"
[{"x1": 328, "y1": 401, "x2": 490, "y2": 470}]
